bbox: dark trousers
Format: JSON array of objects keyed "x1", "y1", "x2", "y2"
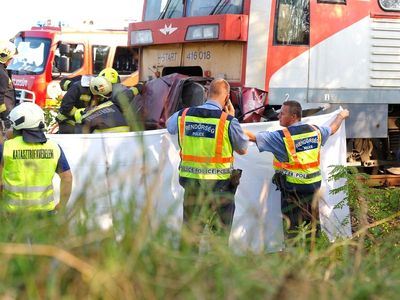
[
  {"x1": 273, "y1": 173, "x2": 321, "y2": 236},
  {"x1": 281, "y1": 190, "x2": 319, "y2": 233},
  {"x1": 181, "y1": 178, "x2": 236, "y2": 236}
]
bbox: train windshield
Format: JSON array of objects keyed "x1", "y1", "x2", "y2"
[
  {"x1": 144, "y1": 0, "x2": 244, "y2": 20},
  {"x1": 8, "y1": 37, "x2": 51, "y2": 75}
]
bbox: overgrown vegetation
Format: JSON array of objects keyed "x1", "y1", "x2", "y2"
[{"x1": 0, "y1": 166, "x2": 398, "y2": 299}]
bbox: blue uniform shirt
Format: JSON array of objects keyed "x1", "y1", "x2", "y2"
[
  {"x1": 255, "y1": 121, "x2": 331, "y2": 162},
  {"x1": 167, "y1": 99, "x2": 248, "y2": 153}
]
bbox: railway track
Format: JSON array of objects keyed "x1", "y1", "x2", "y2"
[{"x1": 363, "y1": 174, "x2": 400, "y2": 187}]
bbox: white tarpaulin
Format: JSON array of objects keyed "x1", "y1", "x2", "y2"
[{"x1": 49, "y1": 109, "x2": 351, "y2": 252}]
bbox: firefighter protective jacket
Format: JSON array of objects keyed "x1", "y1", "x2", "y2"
[
  {"x1": 57, "y1": 80, "x2": 93, "y2": 125},
  {"x1": 0, "y1": 64, "x2": 15, "y2": 120},
  {"x1": 78, "y1": 100, "x2": 129, "y2": 133}
]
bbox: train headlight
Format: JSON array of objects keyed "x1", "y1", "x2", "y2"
[
  {"x1": 186, "y1": 25, "x2": 219, "y2": 41},
  {"x1": 131, "y1": 30, "x2": 153, "y2": 45}
]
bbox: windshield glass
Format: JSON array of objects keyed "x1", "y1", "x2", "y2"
[
  {"x1": 186, "y1": 0, "x2": 243, "y2": 16},
  {"x1": 8, "y1": 37, "x2": 51, "y2": 75},
  {"x1": 143, "y1": 0, "x2": 244, "y2": 20},
  {"x1": 144, "y1": 0, "x2": 184, "y2": 20}
]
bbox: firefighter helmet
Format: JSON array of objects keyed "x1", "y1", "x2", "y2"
[
  {"x1": 99, "y1": 67, "x2": 120, "y2": 84},
  {"x1": 9, "y1": 102, "x2": 45, "y2": 131},
  {"x1": 90, "y1": 76, "x2": 112, "y2": 98},
  {"x1": 0, "y1": 41, "x2": 16, "y2": 64}
]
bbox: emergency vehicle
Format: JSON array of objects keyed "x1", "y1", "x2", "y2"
[
  {"x1": 128, "y1": 0, "x2": 400, "y2": 172},
  {"x1": 8, "y1": 26, "x2": 139, "y2": 107}
]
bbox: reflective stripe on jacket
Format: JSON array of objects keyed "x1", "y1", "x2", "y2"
[
  {"x1": 81, "y1": 100, "x2": 129, "y2": 133},
  {"x1": 273, "y1": 124, "x2": 322, "y2": 185},
  {"x1": 2, "y1": 136, "x2": 61, "y2": 212},
  {"x1": 178, "y1": 107, "x2": 234, "y2": 180}
]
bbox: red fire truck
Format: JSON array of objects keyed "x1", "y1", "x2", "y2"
[
  {"x1": 8, "y1": 26, "x2": 139, "y2": 107},
  {"x1": 128, "y1": 0, "x2": 400, "y2": 171}
]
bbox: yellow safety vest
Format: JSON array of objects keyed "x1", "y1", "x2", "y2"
[
  {"x1": 178, "y1": 107, "x2": 234, "y2": 180},
  {"x1": 273, "y1": 125, "x2": 322, "y2": 185},
  {"x1": 2, "y1": 136, "x2": 61, "y2": 212}
]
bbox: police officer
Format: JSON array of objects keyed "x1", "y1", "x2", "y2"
[
  {"x1": 167, "y1": 78, "x2": 248, "y2": 242},
  {"x1": 1, "y1": 102, "x2": 72, "y2": 213},
  {"x1": 0, "y1": 41, "x2": 17, "y2": 131},
  {"x1": 245, "y1": 100, "x2": 349, "y2": 236},
  {"x1": 75, "y1": 76, "x2": 130, "y2": 133}
]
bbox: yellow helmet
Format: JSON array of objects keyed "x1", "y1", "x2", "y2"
[
  {"x1": 99, "y1": 67, "x2": 120, "y2": 84},
  {"x1": 0, "y1": 41, "x2": 16, "y2": 64},
  {"x1": 90, "y1": 76, "x2": 112, "y2": 98}
]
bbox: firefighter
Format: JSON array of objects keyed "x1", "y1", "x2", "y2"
[
  {"x1": 166, "y1": 78, "x2": 248, "y2": 246},
  {"x1": 0, "y1": 41, "x2": 17, "y2": 131},
  {"x1": 99, "y1": 67, "x2": 143, "y2": 99},
  {"x1": 245, "y1": 100, "x2": 349, "y2": 237},
  {"x1": 1, "y1": 102, "x2": 72, "y2": 213},
  {"x1": 56, "y1": 75, "x2": 94, "y2": 133},
  {"x1": 75, "y1": 76, "x2": 130, "y2": 133},
  {"x1": 98, "y1": 67, "x2": 127, "y2": 95},
  {"x1": 95, "y1": 68, "x2": 143, "y2": 130}
]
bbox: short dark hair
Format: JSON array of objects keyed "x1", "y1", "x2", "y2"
[{"x1": 283, "y1": 100, "x2": 302, "y2": 119}]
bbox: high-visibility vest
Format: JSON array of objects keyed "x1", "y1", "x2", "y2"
[
  {"x1": 178, "y1": 107, "x2": 234, "y2": 180},
  {"x1": 2, "y1": 136, "x2": 61, "y2": 212},
  {"x1": 273, "y1": 124, "x2": 322, "y2": 185}
]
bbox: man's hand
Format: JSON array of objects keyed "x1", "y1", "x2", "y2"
[
  {"x1": 243, "y1": 129, "x2": 256, "y2": 142},
  {"x1": 339, "y1": 109, "x2": 350, "y2": 119},
  {"x1": 224, "y1": 99, "x2": 235, "y2": 116},
  {"x1": 330, "y1": 109, "x2": 350, "y2": 135}
]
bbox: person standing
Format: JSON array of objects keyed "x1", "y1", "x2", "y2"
[
  {"x1": 167, "y1": 78, "x2": 248, "y2": 243},
  {"x1": 0, "y1": 41, "x2": 17, "y2": 131},
  {"x1": 245, "y1": 100, "x2": 349, "y2": 236},
  {"x1": 0, "y1": 102, "x2": 72, "y2": 213}
]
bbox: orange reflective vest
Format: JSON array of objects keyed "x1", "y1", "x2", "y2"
[{"x1": 273, "y1": 124, "x2": 322, "y2": 185}]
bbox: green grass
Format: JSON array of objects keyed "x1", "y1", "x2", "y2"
[{"x1": 0, "y1": 167, "x2": 399, "y2": 299}]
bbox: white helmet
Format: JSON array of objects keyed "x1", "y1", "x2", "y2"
[
  {"x1": 9, "y1": 102, "x2": 45, "y2": 131},
  {"x1": 90, "y1": 76, "x2": 112, "y2": 98},
  {"x1": 0, "y1": 41, "x2": 16, "y2": 64}
]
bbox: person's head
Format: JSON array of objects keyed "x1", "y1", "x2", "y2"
[
  {"x1": 90, "y1": 76, "x2": 113, "y2": 100},
  {"x1": 208, "y1": 78, "x2": 230, "y2": 107},
  {"x1": 8, "y1": 102, "x2": 47, "y2": 143},
  {"x1": 99, "y1": 67, "x2": 120, "y2": 84},
  {"x1": 0, "y1": 41, "x2": 17, "y2": 65},
  {"x1": 278, "y1": 100, "x2": 302, "y2": 127}
]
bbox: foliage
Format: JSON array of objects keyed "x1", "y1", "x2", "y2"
[{"x1": 0, "y1": 168, "x2": 399, "y2": 299}]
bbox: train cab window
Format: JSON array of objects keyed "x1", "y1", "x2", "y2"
[
  {"x1": 274, "y1": 0, "x2": 310, "y2": 45},
  {"x1": 379, "y1": 0, "x2": 400, "y2": 11},
  {"x1": 186, "y1": 0, "x2": 244, "y2": 16},
  {"x1": 144, "y1": 0, "x2": 183, "y2": 20},
  {"x1": 92, "y1": 45, "x2": 110, "y2": 74}
]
